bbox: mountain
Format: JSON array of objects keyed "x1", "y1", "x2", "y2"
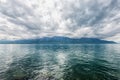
[{"x1": 0, "y1": 36, "x2": 116, "y2": 44}]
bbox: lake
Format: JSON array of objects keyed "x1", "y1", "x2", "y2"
[{"x1": 0, "y1": 44, "x2": 120, "y2": 80}]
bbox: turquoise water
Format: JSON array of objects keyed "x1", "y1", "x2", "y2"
[{"x1": 0, "y1": 44, "x2": 120, "y2": 80}]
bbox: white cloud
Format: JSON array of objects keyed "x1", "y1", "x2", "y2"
[
  {"x1": 0, "y1": 0, "x2": 120, "y2": 42},
  {"x1": 105, "y1": 33, "x2": 120, "y2": 43}
]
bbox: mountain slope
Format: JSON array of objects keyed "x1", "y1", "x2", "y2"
[{"x1": 0, "y1": 36, "x2": 116, "y2": 44}]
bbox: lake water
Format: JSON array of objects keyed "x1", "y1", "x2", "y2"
[{"x1": 0, "y1": 44, "x2": 120, "y2": 80}]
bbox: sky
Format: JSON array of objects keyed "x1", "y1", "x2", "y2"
[{"x1": 0, "y1": 0, "x2": 120, "y2": 42}]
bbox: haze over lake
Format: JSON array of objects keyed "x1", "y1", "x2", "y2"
[{"x1": 0, "y1": 44, "x2": 120, "y2": 80}]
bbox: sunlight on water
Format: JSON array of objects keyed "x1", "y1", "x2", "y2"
[
  {"x1": 57, "y1": 52, "x2": 66, "y2": 65},
  {"x1": 0, "y1": 44, "x2": 120, "y2": 80}
]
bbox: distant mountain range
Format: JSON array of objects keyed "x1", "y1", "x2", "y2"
[{"x1": 0, "y1": 36, "x2": 116, "y2": 44}]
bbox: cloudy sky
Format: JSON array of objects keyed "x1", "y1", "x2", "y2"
[{"x1": 0, "y1": 0, "x2": 120, "y2": 42}]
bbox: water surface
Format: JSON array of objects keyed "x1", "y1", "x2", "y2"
[{"x1": 0, "y1": 44, "x2": 120, "y2": 80}]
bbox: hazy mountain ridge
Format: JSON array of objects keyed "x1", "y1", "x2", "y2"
[{"x1": 0, "y1": 36, "x2": 116, "y2": 44}]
